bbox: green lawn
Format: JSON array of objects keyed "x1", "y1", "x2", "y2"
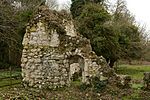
[
  {"x1": 0, "y1": 79, "x2": 21, "y2": 87},
  {"x1": 116, "y1": 64, "x2": 150, "y2": 99},
  {"x1": 0, "y1": 69, "x2": 21, "y2": 87},
  {"x1": 116, "y1": 64, "x2": 150, "y2": 89},
  {"x1": 0, "y1": 70, "x2": 21, "y2": 79},
  {"x1": 116, "y1": 64, "x2": 150, "y2": 80}
]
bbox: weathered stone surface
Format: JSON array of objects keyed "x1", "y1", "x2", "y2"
[
  {"x1": 50, "y1": 30, "x2": 60, "y2": 47},
  {"x1": 21, "y1": 6, "x2": 118, "y2": 89},
  {"x1": 65, "y1": 21, "x2": 77, "y2": 37}
]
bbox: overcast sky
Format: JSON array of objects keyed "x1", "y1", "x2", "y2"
[
  {"x1": 58, "y1": 0, "x2": 150, "y2": 36},
  {"x1": 126, "y1": 0, "x2": 150, "y2": 31}
]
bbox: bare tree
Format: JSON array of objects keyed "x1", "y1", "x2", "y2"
[
  {"x1": 0, "y1": 0, "x2": 44, "y2": 66},
  {"x1": 45, "y1": 0, "x2": 58, "y2": 10},
  {"x1": 60, "y1": 0, "x2": 72, "y2": 12}
]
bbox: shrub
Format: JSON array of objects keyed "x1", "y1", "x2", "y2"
[{"x1": 90, "y1": 77, "x2": 107, "y2": 92}]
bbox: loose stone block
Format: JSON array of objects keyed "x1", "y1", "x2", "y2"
[{"x1": 143, "y1": 72, "x2": 150, "y2": 90}]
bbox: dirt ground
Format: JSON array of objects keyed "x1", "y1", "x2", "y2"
[{"x1": 0, "y1": 83, "x2": 150, "y2": 100}]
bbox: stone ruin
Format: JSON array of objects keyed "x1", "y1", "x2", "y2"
[
  {"x1": 21, "y1": 6, "x2": 131, "y2": 89},
  {"x1": 21, "y1": 6, "x2": 106, "y2": 89}
]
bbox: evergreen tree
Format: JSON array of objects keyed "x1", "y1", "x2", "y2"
[{"x1": 71, "y1": 0, "x2": 145, "y2": 67}]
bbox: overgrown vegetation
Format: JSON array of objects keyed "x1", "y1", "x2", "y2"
[
  {"x1": 116, "y1": 64, "x2": 150, "y2": 99},
  {"x1": 116, "y1": 64, "x2": 150, "y2": 80},
  {"x1": 0, "y1": 0, "x2": 149, "y2": 68},
  {"x1": 70, "y1": 0, "x2": 147, "y2": 68},
  {"x1": 0, "y1": 64, "x2": 150, "y2": 99},
  {"x1": 0, "y1": 0, "x2": 44, "y2": 68}
]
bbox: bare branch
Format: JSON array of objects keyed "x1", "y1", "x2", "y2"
[{"x1": 45, "y1": 0, "x2": 58, "y2": 10}]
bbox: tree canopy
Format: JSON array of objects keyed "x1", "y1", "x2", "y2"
[
  {"x1": 0, "y1": 0, "x2": 147, "y2": 68},
  {"x1": 71, "y1": 0, "x2": 145, "y2": 67},
  {"x1": 0, "y1": 0, "x2": 44, "y2": 68}
]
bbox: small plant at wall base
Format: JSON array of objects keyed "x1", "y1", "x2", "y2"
[
  {"x1": 90, "y1": 76, "x2": 107, "y2": 92},
  {"x1": 78, "y1": 76, "x2": 107, "y2": 92}
]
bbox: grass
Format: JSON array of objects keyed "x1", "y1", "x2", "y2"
[
  {"x1": 0, "y1": 64, "x2": 150, "y2": 99},
  {"x1": 0, "y1": 69, "x2": 21, "y2": 79},
  {"x1": 116, "y1": 64, "x2": 150, "y2": 100},
  {"x1": 116, "y1": 64, "x2": 150, "y2": 80},
  {"x1": 0, "y1": 69, "x2": 21, "y2": 87},
  {"x1": 132, "y1": 84, "x2": 143, "y2": 89},
  {"x1": 116, "y1": 64, "x2": 150, "y2": 98},
  {"x1": 0, "y1": 79, "x2": 22, "y2": 87}
]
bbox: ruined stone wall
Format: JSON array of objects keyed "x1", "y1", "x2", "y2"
[{"x1": 21, "y1": 6, "x2": 106, "y2": 89}]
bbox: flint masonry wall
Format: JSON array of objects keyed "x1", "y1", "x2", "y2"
[{"x1": 21, "y1": 6, "x2": 106, "y2": 89}]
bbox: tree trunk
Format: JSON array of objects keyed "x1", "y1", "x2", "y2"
[{"x1": 109, "y1": 59, "x2": 116, "y2": 68}]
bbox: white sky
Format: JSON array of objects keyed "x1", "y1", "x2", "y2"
[
  {"x1": 58, "y1": 0, "x2": 150, "y2": 37},
  {"x1": 126, "y1": 0, "x2": 150, "y2": 32},
  {"x1": 58, "y1": 0, "x2": 70, "y2": 5}
]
